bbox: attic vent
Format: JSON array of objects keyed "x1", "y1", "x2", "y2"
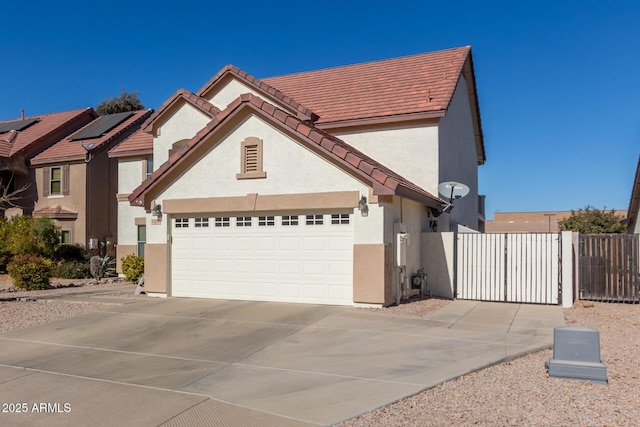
[{"x1": 236, "y1": 137, "x2": 266, "y2": 179}]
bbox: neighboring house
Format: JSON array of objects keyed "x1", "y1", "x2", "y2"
[
  {"x1": 486, "y1": 210, "x2": 627, "y2": 233},
  {"x1": 117, "y1": 46, "x2": 486, "y2": 306},
  {"x1": 627, "y1": 155, "x2": 640, "y2": 233},
  {"x1": 0, "y1": 108, "x2": 97, "y2": 213},
  {"x1": 29, "y1": 109, "x2": 153, "y2": 249}
]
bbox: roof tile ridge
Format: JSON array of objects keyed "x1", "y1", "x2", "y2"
[{"x1": 1, "y1": 107, "x2": 96, "y2": 123}]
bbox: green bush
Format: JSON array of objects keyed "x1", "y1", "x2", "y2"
[
  {"x1": 51, "y1": 260, "x2": 92, "y2": 279},
  {"x1": 121, "y1": 255, "x2": 144, "y2": 283},
  {"x1": 7, "y1": 255, "x2": 52, "y2": 290},
  {"x1": 6, "y1": 216, "x2": 60, "y2": 259},
  {"x1": 54, "y1": 244, "x2": 90, "y2": 262},
  {"x1": 0, "y1": 218, "x2": 10, "y2": 269}
]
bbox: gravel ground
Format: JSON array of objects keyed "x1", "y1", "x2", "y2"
[{"x1": 1, "y1": 274, "x2": 638, "y2": 426}]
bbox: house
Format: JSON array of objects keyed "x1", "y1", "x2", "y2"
[
  {"x1": 118, "y1": 46, "x2": 486, "y2": 306},
  {"x1": 0, "y1": 108, "x2": 97, "y2": 213},
  {"x1": 486, "y1": 210, "x2": 627, "y2": 233},
  {"x1": 0, "y1": 107, "x2": 152, "y2": 252},
  {"x1": 30, "y1": 109, "x2": 153, "y2": 249},
  {"x1": 627, "y1": 155, "x2": 640, "y2": 233}
]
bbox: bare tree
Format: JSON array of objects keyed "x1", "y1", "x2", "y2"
[{"x1": 0, "y1": 178, "x2": 29, "y2": 210}]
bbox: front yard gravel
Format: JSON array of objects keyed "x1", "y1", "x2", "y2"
[{"x1": 1, "y1": 273, "x2": 638, "y2": 426}]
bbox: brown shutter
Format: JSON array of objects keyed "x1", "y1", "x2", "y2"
[
  {"x1": 43, "y1": 167, "x2": 50, "y2": 197},
  {"x1": 62, "y1": 164, "x2": 70, "y2": 195}
]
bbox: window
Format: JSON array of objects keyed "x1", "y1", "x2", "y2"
[
  {"x1": 60, "y1": 230, "x2": 71, "y2": 244},
  {"x1": 259, "y1": 216, "x2": 275, "y2": 226},
  {"x1": 236, "y1": 137, "x2": 266, "y2": 179},
  {"x1": 306, "y1": 214, "x2": 323, "y2": 225},
  {"x1": 145, "y1": 157, "x2": 153, "y2": 179},
  {"x1": 137, "y1": 225, "x2": 146, "y2": 256},
  {"x1": 195, "y1": 218, "x2": 209, "y2": 228},
  {"x1": 215, "y1": 217, "x2": 230, "y2": 227},
  {"x1": 175, "y1": 218, "x2": 189, "y2": 228},
  {"x1": 282, "y1": 215, "x2": 299, "y2": 226},
  {"x1": 331, "y1": 214, "x2": 350, "y2": 224},
  {"x1": 43, "y1": 165, "x2": 69, "y2": 196},
  {"x1": 236, "y1": 216, "x2": 252, "y2": 227}
]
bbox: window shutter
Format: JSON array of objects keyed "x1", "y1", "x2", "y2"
[
  {"x1": 43, "y1": 167, "x2": 50, "y2": 197},
  {"x1": 62, "y1": 164, "x2": 70, "y2": 195},
  {"x1": 244, "y1": 144, "x2": 259, "y2": 173}
]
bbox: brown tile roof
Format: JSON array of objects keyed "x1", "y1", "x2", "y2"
[
  {"x1": 0, "y1": 108, "x2": 97, "y2": 158},
  {"x1": 196, "y1": 65, "x2": 318, "y2": 121},
  {"x1": 33, "y1": 205, "x2": 78, "y2": 219},
  {"x1": 108, "y1": 129, "x2": 153, "y2": 158},
  {"x1": 141, "y1": 89, "x2": 220, "y2": 133},
  {"x1": 262, "y1": 46, "x2": 471, "y2": 126},
  {"x1": 31, "y1": 109, "x2": 153, "y2": 165},
  {"x1": 129, "y1": 94, "x2": 445, "y2": 210}
]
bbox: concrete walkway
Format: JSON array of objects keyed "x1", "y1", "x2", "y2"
[{"x1": 0, "y1": 296, "x2": 565, "y2": 426}]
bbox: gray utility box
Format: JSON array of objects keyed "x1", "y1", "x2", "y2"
[{"x1": 547, "y1": 327, "x2": 608, "y2": 385}]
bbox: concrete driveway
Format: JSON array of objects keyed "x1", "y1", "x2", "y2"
[{"x1": 0, "y1": 296, "x2": 565, "y2": 426}]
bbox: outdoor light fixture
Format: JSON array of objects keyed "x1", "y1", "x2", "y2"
[
  {"x1": 151, "y1": 204, "x2": 162, "y2": 220},
  {"x1": 358, "y1": 195, "x2": 368, "y2": 217}
]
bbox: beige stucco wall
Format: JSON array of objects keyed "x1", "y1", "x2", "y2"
[
  {"x1": 153, "y1": 103, "x2": 211, "y2": 167},
  {"x1": 353, "y1": 244, "x2": 393, "y2": 305},
  {"x1": 421, "y1": 232, "x2": 455, "y2": 299},
  {"x1": 117, "y1": 158, "x2": 147, "y2": 251},
  {"x1": 438, "y1": 75, "x2": 480, "y2": 231},
  {"x1": 33, "y1": 163, "x2": 87, "y2": 245},
  {"x1": 205, "y1": 78, "x2": 261, "y2": 110},
  {"x1": 144, "y1": 243, "x2": 167, "y2": 294},
  {"x1": 333, "y1": 124, "x2": 440, "y2": 196}
]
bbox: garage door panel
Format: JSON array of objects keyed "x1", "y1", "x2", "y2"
[{"x1": 172, "y1": 212, "x2": 353, "y2": 304}]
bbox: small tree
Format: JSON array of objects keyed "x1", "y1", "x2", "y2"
[
  {"x1": 6, "y1": 216, "x2": 60, "y2": 258},
  {"x1": 558, "y1": 206, "x2": 625, "y2": 234},
  {"x1": 96, "y1": 89, "x2": 145, "y2": 115}
]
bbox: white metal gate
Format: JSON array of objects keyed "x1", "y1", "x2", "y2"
[{"x1": 456, "y1": 233, "x2": 560, "y2": 304}]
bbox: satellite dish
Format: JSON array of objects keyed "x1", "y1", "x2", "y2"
[{"x1": 438, "y1": 181, "x2": 470, "y2": 201}]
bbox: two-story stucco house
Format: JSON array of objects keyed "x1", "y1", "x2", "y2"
[
  {"x1": 0, "y1": 108, "x2": 152, "y2": 252},
  {"x1": 115, "y1": 46, "x2": 486, "y2": 306}
]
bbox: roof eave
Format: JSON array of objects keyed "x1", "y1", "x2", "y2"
[{"x1": 317, "y1": 111, "x2": 445, "y2": 131}]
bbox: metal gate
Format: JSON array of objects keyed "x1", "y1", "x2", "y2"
[
  {"x1": 456, "y1": 233, "x2": 560, "y2": 304},
  {"x1": 580, "y1": 234, "x2": 639, "y2": 302}
]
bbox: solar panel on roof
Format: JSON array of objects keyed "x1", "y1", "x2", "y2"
[
  {"x1": 0, "y1": 118, "x2": 39, "y2": 133},
  {"x1": 70, "y1": 111, "x2": 134, "y2": 140}
]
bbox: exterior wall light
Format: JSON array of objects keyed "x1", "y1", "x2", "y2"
[
  {"x1": 358, "y1": 196, "x2": 368, "y2": 217},
  {"x1": 151, "y1": 204, "x2": 162, "y2": 220}
]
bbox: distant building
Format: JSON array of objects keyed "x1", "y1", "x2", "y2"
[{"x1": 485, "y1": 210, "x2": 627, "y2": 233}]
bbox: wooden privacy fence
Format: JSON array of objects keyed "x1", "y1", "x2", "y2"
[
  {"x1": 456, "y1": 233, "x2": 560, "y2": 304},
  {"x1": 580, "y1": 234, "x2": 639, "y2": 302}
]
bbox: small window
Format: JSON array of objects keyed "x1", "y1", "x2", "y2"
[
  {"x1": 60, "y1": 230, "x2": 71, "y2": 244},
  {"x1": 331, "y1": 214, "x2": 350, "y2": 225},
  {"x1": 50, "y1": 166, "x2": 62, "y2": 195},
  {"x1": 137, "y1": 225, "x2": 146, "y2": 256},
  {"x1": 145, "y1": 157, "x2": 153, "y2": 179},
  {"x1": 236, "y1": 137, "x2": 266, "y2": 179},
  {"x1": 259, "y1": 216, "x2": 275, "y2": 226},
  {"x1": 306, "y1": 214, "x2": 323, "y2": 225},
  {"x1": 175, "y1": 218, "x2": 189, "y2": 228},
  {"x1": 282, "y1": 215, "x2": 299, "y2": 226},
  {"x1": 195, "y1": 218, "x2": 209, "y2": 228},
  {"x1": 215, "y1": 217, "x2": 230, "y2": 227},
  {"x1": 236, "y1": 216, "x2": 252, "y2": 227}
]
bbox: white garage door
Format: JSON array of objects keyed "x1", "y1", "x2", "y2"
[{"x1": 171, "y1": 212, "x2": 354, "y2": 305}]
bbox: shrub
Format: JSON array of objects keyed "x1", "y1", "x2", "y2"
[
  {"x1": 7, "y1": 255, "x2": 52, "y2": 290},
  {"x1": 6, "y1": 216, "x2": 60, "y2": 259},
  {"x1": 121, "y1": 255, "x2": 144, "y2": 283},
  {"x1": 51, "y1": 260, "x2": 92, "y2": 279},
  {"x1": 54, "y1": 244, "x2": 90, "y2": 262}
]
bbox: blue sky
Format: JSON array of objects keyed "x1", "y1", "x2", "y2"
[{"x1": 1, "y1": 1, "x2": 639, "y2": 219}]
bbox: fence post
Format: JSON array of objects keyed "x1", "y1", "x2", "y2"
[{"x1": 561, "y1": 231, "x2": 574, "y2": 307}]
